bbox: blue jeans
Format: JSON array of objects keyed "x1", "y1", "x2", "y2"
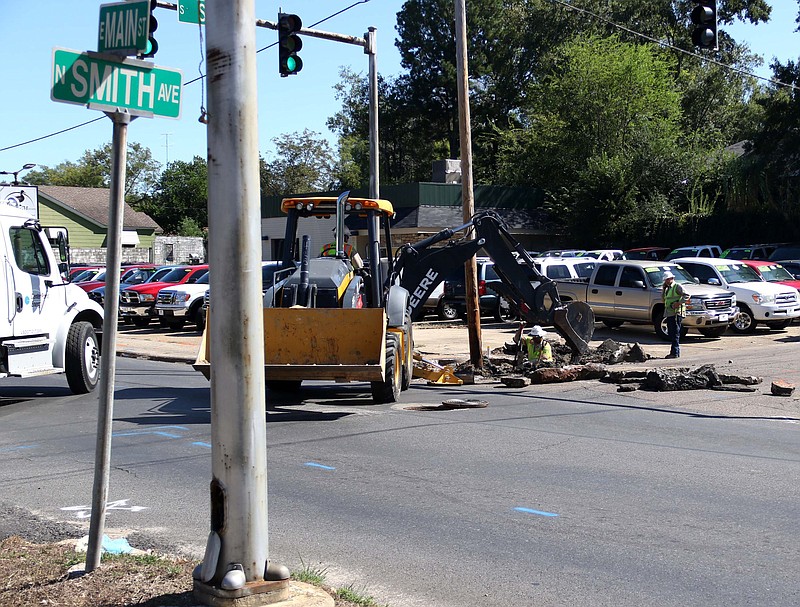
[{"x1": 666, "y1": 314, "x2": 683, "y2": 357}]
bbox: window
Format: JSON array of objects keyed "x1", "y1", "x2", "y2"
[
  {"x1": 619, "y1": 267, "x2": 645, "y2": 288},
  {"x1": 545, "y1": 264, "x2": 570, "y2": 279},
  {"x1": 681, "y1": 263, "x2": 716, "y2": 284},
  {"x1": 10, "y1": 227, "x2": 50, "y2": 276},
  {"x1": 593, "y1": 265, "x2": 619, "y2": 286}
]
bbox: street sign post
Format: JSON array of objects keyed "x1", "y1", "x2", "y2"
[
  {"x1": 178, "y1": 0, "x2": 205, "y2": 24},
  {"x1": 98, "y1": 0, "x2": 151, "y2": 55},
  {"x1": 51, "y1": 48, "x2": 182, "y2": 118}
]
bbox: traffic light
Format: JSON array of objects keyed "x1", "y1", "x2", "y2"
[
  {"x1": 143, "y1": 0, "x2": 159, "y2": 58},
  {"x1": 278, "y1": 13, "x2": 303, "y2": 77},
  {"x1": 691, "y1": 0, "x2": 717, "y2": 50}
]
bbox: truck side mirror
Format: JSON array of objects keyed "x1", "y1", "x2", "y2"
[
  {"x1": 632, "y1": 280, "x2": 646, "y2": 289},
  {"x1": 708, "y1": 277, "x2": 721, "y2": 286}
]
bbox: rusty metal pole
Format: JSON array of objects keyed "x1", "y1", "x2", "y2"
[
  {"x1": 455, "y1": 0, "x2": 482, "y2": 367},
  {"x1": 197, "y1": 0, "x2": 289, "y2": 602}
]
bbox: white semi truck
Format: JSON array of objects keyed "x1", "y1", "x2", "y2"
[{"x1": 0, "y1": 206, "x2": 104, "y2": 393}]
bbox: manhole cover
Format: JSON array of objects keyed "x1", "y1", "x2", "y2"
[{"x1": 404, "y1": 398, "x2": 488, "y2": 411}]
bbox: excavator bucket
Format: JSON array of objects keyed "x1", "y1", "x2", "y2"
[{"x1": 552, "y1": 301, "x2": 595, "y2": 355}]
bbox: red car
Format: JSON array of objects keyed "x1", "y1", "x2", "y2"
[
  {"x1": 119, "y1": 265, "x2": 209, "y2": 327},
  {"x1": 740, "y1": 259, "x2": 800, "y2": 292}
]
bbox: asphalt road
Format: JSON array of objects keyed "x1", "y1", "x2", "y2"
[{"x1": 0, "y1": 325, "x2": 799, "y2": 606}]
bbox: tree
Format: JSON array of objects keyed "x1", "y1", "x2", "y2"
[
  {"x1": 25, "y1": 142, "x2": 160, "y2": 199},
  {"x1": 260, "y1": 130, "x2": 336, "y2": 196},
  {"x1": 497, "y1": 35, "x2": 689, "y2": 244},
  {"x1": 135, "y1": 156, "x2": 208, "y2": 235}
]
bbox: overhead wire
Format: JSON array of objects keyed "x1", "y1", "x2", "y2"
[
  {"x1": 1, "y1": 0, "x2": 793, "y2": 156},
  {"x1": 0, "y1": 0, "x2": 373, "y2": 153},
  {"x1": 549, "y1": 0, "x2": 799, "y2": 92}
]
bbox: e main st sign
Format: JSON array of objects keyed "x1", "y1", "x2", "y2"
[
  {"x1": 98, "y1": 0, "x2": 151, "y2": 55},
  {"x1": 51, "y1": 48, "x2": 182, "y2": 119}
]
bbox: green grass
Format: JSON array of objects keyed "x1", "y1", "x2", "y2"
[
  {"x1": 291, "y1": 557, "x2": 328, "y2": 586},
  {"x1": 334, "y1": 583, "x2": 387, "y2": 607}
]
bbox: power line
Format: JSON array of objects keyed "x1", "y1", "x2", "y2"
[
  {"x1": 549, "y1": 0, "x2": 799, "y2": 92},
  {"x1": 1, "y1": 0, "x2": 373, "y2": 154}
]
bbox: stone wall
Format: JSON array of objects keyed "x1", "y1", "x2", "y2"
[{"x1": 67, "y1": 236, "x2": 206, "y2": 266}]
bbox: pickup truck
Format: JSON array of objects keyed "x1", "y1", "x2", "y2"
[
  {"x1": 154, "y1": 271, "x2": 209, "y2": 330},
  {"x1": 120, "y1": 264, "x2": 209, "y2": 327},
  {"x1": 555, "y1": 260, "x2": 738, "y2": 340},
  {"x1": 674, "y1": 258, "x2": 800, "y2": 333}
]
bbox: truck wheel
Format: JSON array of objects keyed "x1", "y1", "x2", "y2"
[
  {"x1": 730, "y1": 305, "x2": 757, "y2": 333},
  {"x1": 602, "y1": 319, "x2": 624, "y2": 329},
  {"x1": 495, "y1": 297, "x2": 517, "y2": 322},
  {"x1": 191, "y1": 303, "x2": 205, "y2": 330},
  {"x1": 65, "y1": 321, "x2": 100, "y2": 394},
  {"x1": 133, "y1": 317, "x2": 150, "y2": 328},
  {"x1": 765, "y1": 319, "x2": 791, "y2": 330},
  {"x1": 698, "y1": 326, "x2": 727, "y2": 338},
  {"x1": 438, "y1": 301, "x2": 459, "y2": 321},
  {"x1": 371, "y1": 335, "x2": 401, "y2": 404},
  {"x1": 266, "y1": 380, "x2": 302, "y2": 392},
  {"x1": 166, "y1": 319, "x2": 186, "y2": 330},
  {"x1": 652, "y1": 308, "x2": 670, "y2": 341}
]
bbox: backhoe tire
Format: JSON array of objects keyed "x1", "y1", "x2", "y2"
[
  {"x1": 401, "y1": 319, "x2": 414, "y2": 391},
  {"x1": 266, "y1": 380, "x2": 302, "y2": 392},
  {"x1": 65, "y1": 321, "x2": 100, "y2": 394},
  {"x1": 372, "y1": 335, "x2": 401, "y2": 404}
]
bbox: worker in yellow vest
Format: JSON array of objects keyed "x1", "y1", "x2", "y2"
[
  {"x1": 320, "y1": 226, "x2": 363, "y2": 269},
  {"x1": 662, "y1": 270, "x2": 689, "y2": 359},
  {"x1": 519, "y1": 325, "x2": 554, "y2": 366}
]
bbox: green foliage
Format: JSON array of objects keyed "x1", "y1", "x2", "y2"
[
  {"x1": 135, "y1": 156, "x2": 207, "y2": 235},
  {"x1": 334, "y1": 584, "x2": 387, "y2": 607},
  {"x1": 291, "y1": 558, "x2": 328, "y2": 586},
  {"x1": 178, "y1": 217, "x2": 204, "y2": 237},
  {"x1": 25, "y1": 142, "x2": 160, "y2": 199},
  {"x1": 260, "y1": 129, "x2": 336, "y2": 195}
]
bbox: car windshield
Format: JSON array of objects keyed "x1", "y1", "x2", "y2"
[
  {"x1": 148, "y1": 267, "x2": 173, "y2": 282},
  {"x1": 196, "y1": 272, "x2": 210, "y2": 284},
  {"x1": 159, "y1": 268, "x2": 194, "y2": 283},
  {"x1": 122, "y1": 268, "x2": 154, "y2": 284},
  {"x1": 722, "y1": 248, "x2": 751, "y2": 259},
  {"x1": 646, "y1": 265, "x2": 696, "y2": 287},
  {"x1": 718, "y1": 263, "x2": 761, "y2": 283},
  {"x1": 757, "y1": 264, "x2": 794, "y2": 282},
  {"x1": 92, "y1": 271, "x2": 106, "y2": 281}
]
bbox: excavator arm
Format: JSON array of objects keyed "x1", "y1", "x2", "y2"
[{"x1": 392, "y1": 211, "x2": 595, "y2": 354}]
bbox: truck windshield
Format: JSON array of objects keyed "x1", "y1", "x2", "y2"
[
  {"x1": 719, "y1": 264, "x2": 761, "y2": 283},
  {"x1": 757, "y1": 264, "x2": 794, "y2": 282},
  {"x1": 647, "y1": 266, "x2": 695, "y2": 287}
]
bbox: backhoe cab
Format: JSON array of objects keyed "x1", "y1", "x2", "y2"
[{"x1": 259, "y1": 191, "x2": 413, "y2": 404}]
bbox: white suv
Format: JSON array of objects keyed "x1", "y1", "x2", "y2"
[
  {"x1": 675, "y1": 258, "x2": 800, "y2": 332},
  {"x1": 155, "y1": 272, "x2": 210, "y2": 330}
]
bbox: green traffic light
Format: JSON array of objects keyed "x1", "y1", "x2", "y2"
[{"x1": 286, "y1": 57, "x2": 297, "y2": 72}]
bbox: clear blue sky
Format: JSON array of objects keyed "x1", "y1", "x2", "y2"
[
  {"x1": 0, "y1": 0, "x2": 405, "y2": 173},
  {"x1": 1, "y1": 1, "x2": 798, "y2": 177}
]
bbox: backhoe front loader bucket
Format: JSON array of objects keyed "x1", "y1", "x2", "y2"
[
  {"x1": 194, "y1": 307, "x2": 388, "y2": 383},
  {"x1": 263, "y1": 308, "x2": 387, "y2": 382}
]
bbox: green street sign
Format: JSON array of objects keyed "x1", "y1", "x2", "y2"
[
  {"x1": 51, "y1": 48, "x2": 183, "y2": 119},
  {"x1": 98, "y1": 1, "x2": 151, "y2": 55},
  {"x1": 178, "y1": 0, "x2": 205, "y2": 24}
]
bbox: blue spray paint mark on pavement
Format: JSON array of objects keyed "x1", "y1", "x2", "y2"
[
  {"x1": 305, "y1": 462, "x2": 336, "y2": 471},
  {"x1": 112, "y1": 426, "x2": 189, "y2": 439},
  {"x1": 192, "y1": 442, "x2": 212, "y2": 448},
  {"x1": 514, "y1": 507, "x2": 559, "y2": 517},
  {"x1": 0, "y1": 445, "x2": 36, "y2": 452}
]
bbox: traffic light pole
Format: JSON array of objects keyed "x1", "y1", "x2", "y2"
[{"x1": 196, "y1": 0, "x2": 290, "y2": 603}]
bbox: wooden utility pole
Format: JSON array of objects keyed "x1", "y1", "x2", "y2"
[{"x1": 455, "y1": 0, "x2": 482, "y2": 367}]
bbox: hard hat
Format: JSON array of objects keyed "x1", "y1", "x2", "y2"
[
  {"x1": 529, "y1": 325, "x2": 547, "y2": 338},
  {"x1": 663, "y1": 271, "x2": 675, "y2": 280}
]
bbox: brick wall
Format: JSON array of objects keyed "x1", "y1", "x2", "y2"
[{"x1": 68, "y1": 236, "x2": 206, "y2": 266}]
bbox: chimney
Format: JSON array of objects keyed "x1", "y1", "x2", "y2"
[{"x1": 432, "y1": 159, "x2": 462, "y2": 184}]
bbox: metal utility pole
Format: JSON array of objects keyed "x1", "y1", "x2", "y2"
[
  {"x1": 366, "y1": 27, "x2": 379, "y2": 199},
  {"x1": 85, "y1": 110, "x2": 130, "y2": 572},
  {"x1": 455, "y1": 0, "x2": 482, "y2": 368},
  {"x1": 195, "y1": 0, "x2": 289, "y2": 603}
]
